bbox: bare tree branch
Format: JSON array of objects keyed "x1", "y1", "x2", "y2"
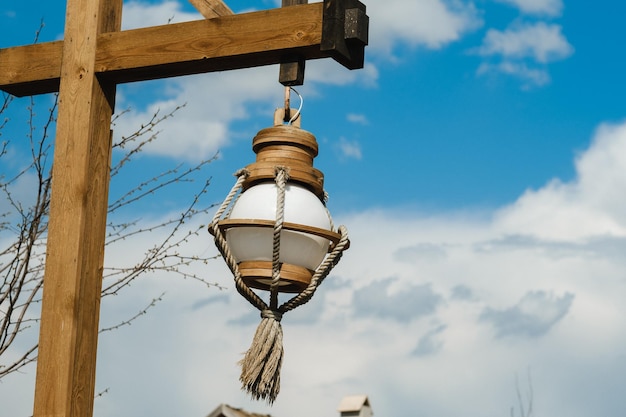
[
  {"x1": 99, "y1": 293, "x2": 165, "y2": 333},
  {"x1": 511, "y1": 368, "x2": 534, "y2": 417},
  {"x1": 0, "y1": 91, "x2": 220, "y2": 379}
]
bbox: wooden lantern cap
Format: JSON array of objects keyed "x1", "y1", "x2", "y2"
[{"x1": 243, "y1": 110, "x2": 325, "y2": 199}]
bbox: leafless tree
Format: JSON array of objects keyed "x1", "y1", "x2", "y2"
[
  {"x1": 0, "y1": 89, "x2": 221, "y2": 380},
  {"x1": 510, "y1": 369, "x2": 534, "y2": 417}
]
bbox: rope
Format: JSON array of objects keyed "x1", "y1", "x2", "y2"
[
  {"x1": 210, "y1": 167, "x2": 349, "y2": 405},
  {"x1": 211, "y1": 169, "x2": 248, "y2": 223},
  {"x1": 239, "y1": 313, "x2": 283, "y2": 402},
  {"x1": 280, "y1": 225, "x2": 349, "y2": 313},
  {"x1": 270, "y1": 167, "x2": 289, "y2": 310},
  {"x1": 239, "y1": 167, "x2": 288, "y2": 404},
  {"x1": 209, "y1": 169, "x2": 267, "y2": 312}
]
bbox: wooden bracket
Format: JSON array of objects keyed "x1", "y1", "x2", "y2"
[
  {"x1": 279, "y1": 0, "x2": 370, "y2": 85},
  {"x1": 279, "y1": 53, "x2": 306, "y2": 87},
  {"x1": 279, "y1": 0, "x2": 308, "y2": 86},
  {"x1": 321, "y1": 0, "x2": 369, "y2": 70}
]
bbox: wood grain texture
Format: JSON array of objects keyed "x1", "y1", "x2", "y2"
[
  {"x1": 0, "y1": 3, "x2": 328, "y2": 96},
  {"x1": 95, "y1": 4, "x2": 325, "y2": 84},
  {"x1": 32, "y1": 1, "x2": 122, "y2": 416},
  {"x1": 0, "y1": 41, "x2": 63, "y2": 96},
  {"x1": 282, "y1": 0, "x2": 307, "y2": 6},
  {"x1": 279, "y1": 0, "x2": 308, "y2": 86},
  {"x1": 188, "y1": 0, "x2": 233, "y2": 19}
]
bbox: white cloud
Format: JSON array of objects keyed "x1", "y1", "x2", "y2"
[
  {"x1": 478, "y1": 22, "x2": 573, "y2": 63},
  {"x1": 110, "y1": 0, "x2": 485, "y2": 162},
  {"x1": 495, "y1": 0, "x2": 563, "y2": 16},
  {"x1": 475, "y1": 22, "x2": 573, "y2": 87},
  {"x1": 368, "y1": 0, "x2": 482, "y2": 55},
  {"x1": 122, "y1": 0, "x2": 483, "y2": 72},
  {"x1": 0, "y1": 169, "x2": 40, "y2": 218},
  {"x1": 122, "y1": 0, "x2": 201, "y2": 29},
  {"x1": 495, "y1": 120, "x2": 626, "y2": 240},
  {"x1": 4, "y1": 119, "x2": 626, "y2": 417},
  {"x1": 112, "y1": 0, "x2": 381, "y2": 163},
  {"x1": 112, "y1": 59, "x2": 377, "y2": 162},
  {"x1": 477, "y1": 61, "x2": 551, "y2": 87},
  {"x1": 412, "y1": 323, "x2": 447, "y2": 356},
  {"x1": 480, "y1": 290, "x2": 575, "y2": 338},
  {"x1": 336, "y1": 137, "x2": 363, "y2": 160},
  {"x1": 346, "y1": 113, "x2": 369, "y2": 125},
  {"x1": 113, "y1": 66, "x2": 283, "y2": 162},
  {"x1": 352, "y1": 279, "x2": 443, "y2": 322}
]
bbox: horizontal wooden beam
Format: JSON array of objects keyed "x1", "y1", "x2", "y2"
[
  {"x1": 0, "y1": 41, "x2": 64, "y2": 96},
  {"x1": 1, "y1": 3, "x2": 351, "y2": 96},
  {"x1": 96, "y1": 3, "x2": 326, "y2": 85}
]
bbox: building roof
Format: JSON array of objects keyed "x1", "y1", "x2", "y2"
[
  {"x1": 337, "y1": 395, "x2": 371, "y2": 412},
  {"x1": 206, "y1": 404, "x2": 273, "y2": 417}
]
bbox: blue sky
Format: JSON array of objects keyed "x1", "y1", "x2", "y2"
[{"x1": 2, "y1": 1, "x2": 626, "y2": 417}]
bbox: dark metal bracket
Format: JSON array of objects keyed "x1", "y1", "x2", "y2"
[{"x1": 321, "y1": 0, "x2": 369, "y2": 70}]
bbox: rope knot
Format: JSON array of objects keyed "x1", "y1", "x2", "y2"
[
  {"x1": 274, "y1": 165, "x2": 290, "y2": 181},
  {"x1": 234, "y1": 168, "x2": 250, "y2": 178},
  {"x1": 261, "y1": 309, "x2": 283, "y2": 322}
]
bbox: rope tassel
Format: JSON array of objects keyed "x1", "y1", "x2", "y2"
[{"x1": 239, "y1": 310, "x2": 284, "y2": 403}]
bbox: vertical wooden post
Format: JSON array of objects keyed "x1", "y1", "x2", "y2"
[{"x1": 32, "y1": 0, "x2": 122, "y2": 416}]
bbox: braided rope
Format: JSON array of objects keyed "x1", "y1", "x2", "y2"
[
  {"x1": 209, "y1": 170, "x2": 268, "y2": 312},
  {"x1": 270, "y1": 167, "x2": 289, "y2": 310},
  {"x1": 239, "y1": 168, "x2": 289, "y2": 403},
  {"x1": 238, "y1": 313, "x2": 283, "y2": 401},
  {"x1": 211, "y1": 169, "x2": 248, "y2": 224},
  {"x1": 280, "y1": 225, "x2": 349, "y2": 313}
]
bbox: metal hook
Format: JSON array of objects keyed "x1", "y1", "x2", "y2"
[{"x1": 283, "y1": 86, "x2": 291, "y2": 123}]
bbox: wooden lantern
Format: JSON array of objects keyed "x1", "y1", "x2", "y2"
[{"x1": 212, "y1": 110, "x2": 344, "y2": 293}]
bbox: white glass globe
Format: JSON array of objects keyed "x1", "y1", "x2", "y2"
[{"x1": 225, "y1": 182, "x2": 332, "y2": 270}]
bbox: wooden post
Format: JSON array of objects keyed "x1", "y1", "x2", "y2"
[{"x1": 32, "y1": 0, "x2": 122, "y2": 416}]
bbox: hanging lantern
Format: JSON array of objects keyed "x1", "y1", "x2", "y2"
[
  {"x1": 209, "y1": 100, "x2": 349, "y2": 404},
  {"x1": 217, "y1": 111, "x2": 345, "y2": 292}
]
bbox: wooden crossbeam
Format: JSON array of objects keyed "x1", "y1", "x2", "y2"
[
  {"x1": 0, "y1": 41, "x2": 64, "y2": 96},
  {"x1": 96, "y1": 5, "x2": 325, "y2": 85},
  {"x1": 0, "y1": 2, "x2": 367, "y2": 97},
  {"x1": 188, "y1": 0, "x2": 233, "y2": 19}
]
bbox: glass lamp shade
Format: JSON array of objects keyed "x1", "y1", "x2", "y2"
[{"x1": 224, "y1": 182, "x2": 333, "y2": 292}]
